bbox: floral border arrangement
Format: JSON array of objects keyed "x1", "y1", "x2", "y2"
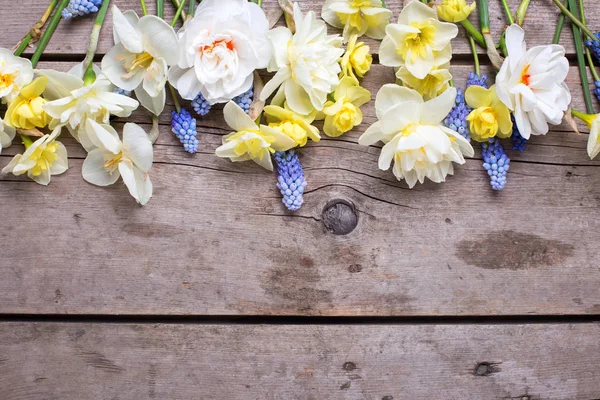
[{"x1": 0, "y1": 0, "x2": 598, "y2": 209}]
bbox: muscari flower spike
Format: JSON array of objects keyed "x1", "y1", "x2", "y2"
[
  {"x1": 274, "y1": 150, "x2": 307, "y2": 211},
  {"x1": 594, "y1": 80, "x2": 600, "y2": 103},
  {"x1": 511, "y1": 116, "x2": 527, "y2": 153},
  {"x1": 585, "y1": 33, "x2": 600, "y2": 63},
  {"x1": 191, "y1": 92, "x2": 212, "y2": 117},
  {"x1": 170, "y1": 108, "x2": 199, "y2": 153},
  {"x1": 482, "y1": 138, "x2": 510, "y2": 191},
  {"x1": 232, "y1": 86, "x2": 253, "y2": 114},
  {"x1": 62, "y1": 0, "x2": 102, "y2": 19},
  {"x1": 444, "y1": 87, "x2": 471, "y2": 141}
]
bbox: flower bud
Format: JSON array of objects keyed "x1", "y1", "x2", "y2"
[{"x1": 437, "y1": 0, "x2": 476, "y2": 23}]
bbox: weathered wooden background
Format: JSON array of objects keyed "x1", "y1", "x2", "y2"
[{"x1": 1, "y1": 0, "x2": 599, "y2": 398}]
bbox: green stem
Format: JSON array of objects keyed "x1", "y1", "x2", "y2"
[
  {"x1": 171, "y1": 0, "x2": 187, "y2": 22},
  {"x1": 157, "y1": 0, "x2": 164, "y2": 18},
  {"x1": 170, "y1": 0, "x2": 186, "y2": 26},
  {"x1": 140, "y1": 0, "x2": 148, "y2": 15},
  {"x1": 499, "y1": 0, "x2": 515, "y2": 25},
  {"x1": 579, "y1": 0, "x2": 600, "y2": 82},
  {"x1": 516, "y1": 0, "x2": 531, "y2": 25},
  {"x1": 568, "y1": 0, "x2": 594, "y2": 114},
  {"x1": 81, "y1": 0, "x2": 111, "y2": 83},
  {"x1": 188, "y1": 0, "x2": 194, "y2": 15},
  {"x1": 381, "y1": 0, "x2": 385, "y2": 8},
  {"x1": 478, "y1": 0, "x2": 490, "y2": 34},
  {"x1": 460, "y1": 20, "x2": 486, "y2": 48},
  {"x1": 552, "y1": 0, "x2": 568, "y2": 44},
  {"x1": 551, "y1": 0, "x2": 595, "y2": 40},
  {"x1": 20, "y1": 134, "x2": 33, "y2": 149},
  {"x1": 168, "y1": 83, "x2": 181, "y2": 113},
  {"x1": 14, "y1": 0, "x2": 59, "y2": 56},
  {"x1": 469, "y1": 34, "x2": 480, "y2": 76},
  {"x1": 30, "y1": 0, "x2": 70, "y2": 67}
]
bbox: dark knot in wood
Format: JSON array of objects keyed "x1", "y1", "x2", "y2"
[{"x1": 322, "y1": 200, "x2": 358, "y2": 235}]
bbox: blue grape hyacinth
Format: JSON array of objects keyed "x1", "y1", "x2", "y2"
[
  {"x1": 62, "y1": 0, "x2": 102, "y2": 19},
  {"x1": 274, "y1": 150, "x2": 307, "y2": 211},
  {"x1": 170, "y1": 108, "x2": 199, "y2": 153},
  {"x1": 233, "y1": 86, "x2": 253, "y2": 114},
  {"x1": 191, "y1": 92, "x2": 212, "y2": 117},
  {"x1": 481, "y1": 138, "x2": 510, "y2": 191},
  {"x1": 585, "y1": 33, "x2": 600, "y2": 63},
  {"x1": 444, "y1": 88, "x2": 471, "y2": 141},
  {"x1": 594, "y1": 80, "x2": 600, "y2": 103},
  {"x1": 511, "y1": 117, "x2": 527, "y2": 153},
  {"x1": 113, "y1": 87, "x2": 131, "y2": 97},
  {"x1": 466, "y1": 72, "x2": 488, "y2": 89}
]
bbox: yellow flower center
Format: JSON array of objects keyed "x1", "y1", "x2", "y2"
[
  {"x1": 30, "y1": 141, "x2": 59, "y2": 176},
  {"x1": 401, "y1": 21, "x2": 437, "y2": 63},
  {"x1": 333, "y1": 102, "x2": 362, "y2": 134},
  {"x1": 520, "y1": 64, "x2": 531, "y2": 86},
  {"x1": 103, "y1": 152, "x2": 123, "y2": 173},
  {"x1": 467, "y1": 106, "x2": 499, "y2": 141},
  {"x1": 228, "y1": 130, "x2": 274, "y2": 159},
  {"x1": 0, "y1": 71, "x2": 17, "y2": 90},
  {"x1": 120, "y1": 52, "x2": 154, "y2": 78},
  {"x1": 269, "y1": 121, "x2": 308, "y2": 147},
  {"x1": 401, "y1": 122, "x2": 420, "y2": 137}
]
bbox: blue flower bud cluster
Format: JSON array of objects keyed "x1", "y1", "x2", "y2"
[
  {"x1": 585, "y1": 33, "x2": 600, "y2": 63},
  {"x1": 510, "y1": 116, "x2": 527, "y2": 153},
  {"x1": 481, "y1": 138, "x2": 510, "y2": 191},
  {"x1": 444, "y1": 88, "x2": 471, "y2": 141},
  {"x1": 113, "y1": 87, "x2": 131, "y2": 97},
  {"x1": 170, "y1": 108, "x2": 199, "y2": 153},
  {"x1": 466, "y1": 72, "x2": 488, "y2": 89},
  {"x1": 594, "y1": 80, "x2": 600, "y2": 103},
  {"x1": 233, "y1": 86, "x2": 253, "y2": 114},
  {"x1": 274, "y1": 150, "x2": 307, "y2": 211},
  {"x1": 191, "y1": 92, "x2": 212, "y2": 117},
  {"x1": 62, "y1": 0, "x2": 102, "y2": 19}
]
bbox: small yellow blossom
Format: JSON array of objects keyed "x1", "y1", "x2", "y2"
[
  {"x1": 396, "y1": 64, "x2": 452, "y2": 100},
  {"x1": 1, "y1": 128, "x2": 68, "y2": 185},
  {"x1": 465, "y1": 84, "x2": 513, "y2": 142},
  {"x1": 323, "y1": 76, "x2": 371, "y2": 137},
  {"x1": 4, "y1": 77, "x2": 50, "y2": 130},
  {"x1": 264, "y1": 105, "x2": 321, "y2": 148},
  {"x1": 341, "y1": 35, "x2": 373, "y2": 80},
  {"x1": 437, "y1": 0, "x2": 476, "y2": 23},
  {"x1": 322, "y1": 0, "x2": 392, "y2": 41}
]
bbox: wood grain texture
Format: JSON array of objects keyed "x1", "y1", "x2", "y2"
[
  {"x1": 0, "y1": 322, "x2": 599, "y2": 400},
  {"x1": 1, "y1": 0, "x2": 597, "y2": 57}
]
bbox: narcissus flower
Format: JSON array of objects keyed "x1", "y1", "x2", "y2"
[
  {"x1": 495, "y1": 24, "x2": 570, "y2": 139},
  {"x1": 380, "y1": 0, "x2": 458, "y2": 80},
  {"x1": 82, "y1": 119, "x2": 153, "y2": 205},
  {"x1": 341, "y1": 35, "x2": 372, "y2": 80},
  {"x1": 396, "y1": 63, "x2": 452, "y2": 100},
  {"x1": 0, "y1": 48, "x2": 34, "y2": 103},
  {"x1": 264, "y1": 104, "x2": 321, "y2": 147},
  {"x1": 572, "y1": 111, "x2": 600, "y2": 160},
  {"x1": 260, "y1": 3, "x2": 344, "y2": 116},
  {"x1": 358, "y1": 85, "x2": 474, "y2": 188},
  {"x1": 2, "y1": 128, "x2": 68, "y2": 185},
  {"x1": 4, "y1": 77, "x2": 50, "y2": 130},
  {"x1": 436, "y1": 0, "x2": 476, "y2": 23},
  {"x1": 0, "y1": 117, "x2": 15, "y2": 154},
  {"x1": 321, "y1": 0, "x2": 392, "y2": 41},
  {"x1": 465, "y1": 84, "x2": 513, "y2": 142},
  {"x1": 168, "y1": 0, "x2": 270, "y2": 104},
  {"x1": 322, "y1": 76, "x2": 371, "y2": 137},
  {"x1": 102, "y1": 6, "x2": 180, "y2": 115},
  {"x1": 216, "y1": 101, "x2": 296, "y2": 171}
]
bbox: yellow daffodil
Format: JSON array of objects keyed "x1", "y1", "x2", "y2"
[
  {"x1": 216, "y1": 101, "x2": 296, "y2": 171},
  {"x1": 465, "y1": 84, "x2": 513, "y2": 142},
  {"x1": 322, "y1": 0, "x2": 392, "y2": 41},
  {"x1": 341, "y1": 35, "x2": 372, "y2": 80},
  {"x1": 571, "y1": 111, "x2": 600, "y2": 160},
  {"x1": 322, "y1": 77, "x2": 371, "y2": 137},
  {"x1": 4, "y1": 77, "x2": 50, "y2": 130},
  {"x1": 2, "y1": 127, "x2": 68, "y2": 185},
  {"x1": 437, "y1": 0, "x2": 476, "y2": 23},
  {"x1": 264, "y1": 105, "x2": 321, "y2": 148},
  {"x1": 396, "y1": 64, "x2": 452, "y2": 100}
]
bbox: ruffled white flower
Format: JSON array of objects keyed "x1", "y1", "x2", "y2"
[
  {"x1": 0, "y1": 48, "x2": 34, "y2": 103},
  {"x1": 1, "y1": 127, "x2": 68, "y2": 185},
  {"x1": 102, "y1": 6, "x2": 179, "y2": 115},
  {"x1": 359, "y1": 85, "x2": 474, "y2": 188},
  {"x1": 82, "y1": 119, "x2": 153, "y2": 205},
  {"x1": 260, "y1": 3, "x2": 344, "y2": 116},
  {"x1": 0, "y1": 116, "x2": 15, "y2": 154},
  {"x1": 38, "y1": 69, "x2": 139, "y2": 151},
  {"x1": 321, "y1": 0, "x2": 392, "y2": 41},
  {"x1": 216, "y1": 101, "x2": 296, "y2": 171},
  {"x1": 168, "y1": 0, "x2": 270, "y2": 104},
  {"x1": 379, "y1": 0, "x2": 458, "y2": 80},
  {"x1": 495, "y1": 24, "x2": 571, "y2": 139}
]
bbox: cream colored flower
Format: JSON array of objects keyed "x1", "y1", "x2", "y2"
[
  {"x1": 437, "y1": 0, "x2": 476, "y2": 23},
  {"x1": 260, "y1": 3, "x2": 344, "y2": 116},
  {"x1": 2, "y1": 127, "x2": 68, "y2": 185},
  {"x1": 379, "y1": 0, "x2": 458, "y2": 80},
  {"x1": 465, "y1": 84, "x2": 513, "y2": 142},
  {"x1": 82, "y1": 119, "x2": 153, "y2": 205},
  {"x1": 102, "y1": 6, "x2": 179, "y2": 115},
  {"x1": 322, "y1": 76, "x2": 371, "y2": 137},
  {"x1": 341, "y1": 35, "x2": 373, "y2": 80},
  {"x1": 358, "y1": 85, "x2": 473, "y2": 187},
  {"x1": 0, "y1": 117, "x2": 15, "y2": 154},
  {"x1": 216, "y1": 101, "x2": 296, "y2": 170},
  {"x1": 396, "y1": 63, "x2": 452, "y2": 100},
  {"x1": 4, "y1": 77, "x2": 50, "y2": 130},
  {"x1": 321, "y1": 0, "x2": 392, "y2": 41},
  {"x1": 0, "y1": 48, "x2": 34, "y2": 103},
  {"x1": 495, "y1": 24, "x2": 570, "y2": 139},
  {"x1": 264, "y1": 104, "x2": 321, "y2": 147}
]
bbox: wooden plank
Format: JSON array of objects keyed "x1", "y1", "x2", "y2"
[
  {"x1": 0, "y1": 322, "x2": 599, "y2": 399},
  {"x1": 1, "y1": 0, "x2": 596, "y2": 57}
]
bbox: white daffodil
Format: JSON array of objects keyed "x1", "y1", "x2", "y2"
[
  {"x1": 379, "y1": 0, "x2": 458, "y2": 80},
  {"x1": 168, "y1": 0, "x2": 270, "y2": 104},
  {"x1": 82, "y1": 119, "x2": 153, "y2": 205},
  {"x1": 260, "y1": 3, "x2": 344, "y2": 116},
  {"x1": 321, "y1": 0, "x2": 392, "y2": 41},
  {"x1": 359, "y1": 85, "x2": 474, "y2": 188},
  {"x1": 102, "y1": 6, "x2": 179, "y2": 115},
  {"x1": 0, "y1": 116, "x2": 15, "y2": 154},
  {"x1": 495, "y1": 24, "x2": 570, "y2": 139},
  {"x1": 38, "y1": 69, "x2": 139, "y2": 151},
  {"x1": 2, "y1": 127, "x2": 68, "y2": 185},
  {"x1": 0, "y1": 48, "x2": 34, "y2": 103},
  {"x1": 215, "y1": 101, "x2": 296, "y2": 171},
  {"x1": 396, "y1": 63, "x2": 452, "y2": 100}
]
